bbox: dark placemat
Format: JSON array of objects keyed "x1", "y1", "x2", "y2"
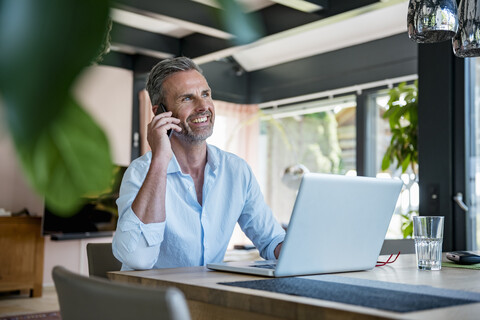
[
  {"x1": 220, "y1": 277, "x2": 480, "y2": 313},
  {"x1": 0, "y1": 311, "x2": 61, "y2": 320}
]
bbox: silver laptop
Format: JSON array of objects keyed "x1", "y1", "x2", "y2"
[{"x1": 207, "y1": 173, "x2": 403, "y2": 277}]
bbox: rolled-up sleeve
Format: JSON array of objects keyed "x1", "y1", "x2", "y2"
[{"x1": 112, "y1": 157, "x2": 166, "y2": 270}]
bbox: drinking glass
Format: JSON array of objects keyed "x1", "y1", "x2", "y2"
[{"x1": 413, "y1": 216, "x2": 444, "y2": 270}]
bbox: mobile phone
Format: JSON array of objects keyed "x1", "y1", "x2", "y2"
[
  {"x1": 446, "y1": 251, "x2": 480, "y2": 265},
  {"x1": 156, "y1": 103, "x2": 172, "y2": 137}
]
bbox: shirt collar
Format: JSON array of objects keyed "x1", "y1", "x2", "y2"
[
  {"x1": 166, "y1": 143, "x2": 219, "y2": 174},
  {"x1": 167, "y1": 153, "x2": 182, "y2": 174},
  {"x1": 206, "y1": 144, "x2": 219, "y2": 173}
]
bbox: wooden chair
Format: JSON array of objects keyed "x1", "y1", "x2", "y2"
[
  {"x1": 86, "y1": 242, "x2": 122, "y2": 278},
  {"x1": 52, "y1": 266, "x2": 191, "y2": 320}
]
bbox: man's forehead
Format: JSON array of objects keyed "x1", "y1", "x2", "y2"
[
  {"x1": 165, "y1": 70, "x2": 210, "y2": 93},
  {"x1": 166, "y1": 69, "x2": 205, "y2": 83}
]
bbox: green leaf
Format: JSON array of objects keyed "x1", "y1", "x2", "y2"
[
  {"x1": 388, "y1": 108, "x2": 402, "y2": 128},
  {"x1": 401, "y1": 153, "x2": 411, "y2": 173},
  {"x1": 382, "y1": 104, "x2": 398, "y2": 119},
  {"x1": 215, "y1": 0, "x2": 265, "y2": 45},
  {"x1": 409, "y1": 104, "x2": 418, "y2": 125},
  {"x1": 381, "y1": 152, "x2": 391, "y2": 171},
  {"x1": 387, "y1": 89, "x2": 400, "y2": 106},
  {"x1": 402, "y1": 221, "x2": 413, "y2": 239},
  {"x1": 396, "y1": 104, "x2": 410, "y2": 122},
  {"x1": 16, "y1": 96, "x2": 113, "y2": 216}
]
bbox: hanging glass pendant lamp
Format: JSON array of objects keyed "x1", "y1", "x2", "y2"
[
  {"x1": 452, "y1": 0, "x2": 480, "y2": 57},
  {"x1": 407, "y1": 0, "x2": 459, "y2": 43}
]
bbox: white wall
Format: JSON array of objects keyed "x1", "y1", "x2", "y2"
[
  {"x1": 74, "y1": 65, "x2": 133, "y2": 167},
  {"x1": 0, "y1": 131, "x2": 44, "y2": 215},
  {"x1": 0, "y1": 65, "x2": 133, "y2": 287},
  {"x1": 42, "y1": 236, "x2": 113, "y2": 286}
]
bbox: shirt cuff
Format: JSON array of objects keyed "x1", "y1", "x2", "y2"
[
  {"x1": 265, "y1": 234, "x2": 285, "y2": 260},
  {"x1": 119, "y1": 208, "x2": 165, "y2": 247}
]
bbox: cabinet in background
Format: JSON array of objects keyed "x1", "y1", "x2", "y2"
[{"x1": 0, "y1": 216, "x2": 45, "y2": 297}]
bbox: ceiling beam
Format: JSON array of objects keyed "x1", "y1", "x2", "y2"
[
  {"x1": 110, "y1": 23, "x2": 180, "y2": 58},
  {"x1": 112, "y1": 0, "x2": 233, "y2": 39},
  {"x1": 180, "y1": 34, "x2": 232, "y2": 58}
]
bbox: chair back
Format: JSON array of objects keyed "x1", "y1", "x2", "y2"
[
  {"x1": 86, "y1": 242, "x2": 122, "y2": 278},
  {"x1": 52, "y1": 266, "x2": 191, "y2": 320}
]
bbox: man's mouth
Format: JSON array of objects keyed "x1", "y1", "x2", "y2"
[{"x1": 191, "y1": 116, "x2": 208, "y2": 124}]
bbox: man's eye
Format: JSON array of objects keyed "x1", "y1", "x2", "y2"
[
  {"x1": 183, "y1": 97, "x2": 191, "y2": 102},
  {"x1": 202, "y1": 92, "x2": 210, "y2": 98}
]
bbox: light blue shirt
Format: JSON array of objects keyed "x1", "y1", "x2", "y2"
[{"x1": 112, "y1": 144, "x2": 285, "y2": 270}]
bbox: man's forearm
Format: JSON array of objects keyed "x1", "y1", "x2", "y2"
[{"x1": 131, "y1": 160, "x2": 168, "y2": 223}]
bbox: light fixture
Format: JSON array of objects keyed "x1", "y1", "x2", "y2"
[
  {"x1": 452, "y1": 0, "x2": 480, "y2": 57},
  {"x1": 281, "y1": 164, "x2": 309, "y2": 190},
  {"x1": 407, "y1": 0, "x2": 459, "y2": 43}
]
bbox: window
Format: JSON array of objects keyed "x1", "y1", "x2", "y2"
[
  {"x1": 258, "y1": 96, "x2": 356, "y2": 225},
  {"x1": 366, "y1": 91, "x2": 419, "y2": 239},
  {"x1": 210, "y1": 79, "x2": 420, "y2": 248},
  {"x1": 467, "y1": 58, "x2": 480, "y2": 250}
]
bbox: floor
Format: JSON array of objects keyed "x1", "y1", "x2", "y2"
[{"x1": 0, "y1": 286, "x2": 59, "y2": 317}]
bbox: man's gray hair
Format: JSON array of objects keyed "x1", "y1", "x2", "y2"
[{"x1": 146, "y1": 56, "x2": 203, "y2": 106}]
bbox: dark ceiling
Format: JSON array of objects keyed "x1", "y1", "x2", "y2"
[
  {"x1": 108, "y1": 0, "x2": 382, "y2": 71},
  {"x1": 102, "y1": 0, "x2": 415, "y2": 107}
]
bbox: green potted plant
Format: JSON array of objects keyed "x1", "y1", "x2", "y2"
[{"x1": 381, "y1": 81, "x2": 418, "y2": 238}]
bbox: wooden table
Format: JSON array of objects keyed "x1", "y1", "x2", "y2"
[{"x1": 109, "y1": 254, "x2": 480, "y2": 320}]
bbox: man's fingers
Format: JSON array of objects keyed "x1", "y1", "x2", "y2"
[
  {"x1": 150, "y1": 114, "x2": 179, "y2": 129},
  {"x1": 148, "y1": 120, "x2": 181, "y2": 136},
  {"x1": 152, "y1": 110, "x2": 172, "y2": 120}
]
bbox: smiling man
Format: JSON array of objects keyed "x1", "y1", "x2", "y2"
[{"x1": 112, "y1": 57, "x2": 285, "y2": 270}]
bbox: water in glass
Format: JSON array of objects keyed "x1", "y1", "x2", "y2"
[{"x1": 415, "y1": 237, "x2": 443, "y2": 270}]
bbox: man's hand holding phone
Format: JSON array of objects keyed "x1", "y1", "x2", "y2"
[
  {"x1": 147, "y1": 104, "x2": 181, "y2": 161},
  {"x1": 156, "y1": 104, "x2": 174, "y2": 137}
]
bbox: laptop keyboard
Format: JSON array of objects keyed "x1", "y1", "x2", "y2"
[{"x1": 249, "y1": 263, "x2": 277, "y2": 269}]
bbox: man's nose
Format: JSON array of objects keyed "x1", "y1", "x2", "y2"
[{"x1": 194, "y1": 99, "x2": 209, "y2": 112}]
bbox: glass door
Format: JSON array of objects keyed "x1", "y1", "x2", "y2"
[{"x1": 467, "y1": 58, "x2": 480, "y2": 250}]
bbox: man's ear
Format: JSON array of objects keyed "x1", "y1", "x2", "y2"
[{"x1": 152, "y1": 105, "x2": 159, "y2": 115}]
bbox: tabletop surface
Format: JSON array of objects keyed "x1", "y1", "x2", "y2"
[{"x1": 109, "y1": 253, "x2": 480, "y2": 320}]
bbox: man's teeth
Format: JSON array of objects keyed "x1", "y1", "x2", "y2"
[{"x1": 192, "y1": 117, "x2": 207, "y2": 123}]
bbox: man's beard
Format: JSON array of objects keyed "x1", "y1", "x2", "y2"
[{"x1": 175, "y1": 113, "x2": 214, "y2": 144}]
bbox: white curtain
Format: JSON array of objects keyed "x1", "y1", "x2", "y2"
[
  {"x1": 208, "y1": 100, "x2": 260, "y2": 176},
  {"x1": 138, "y1": 89, "x2": 154, "y2": 156}
]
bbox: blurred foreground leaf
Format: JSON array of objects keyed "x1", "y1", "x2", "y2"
[
  {"x1": 216, "y1": 0, "x2": 265, "y2": 45},
  {"x1": 18, "y1": 97, "x2": 113, "y2": 216},
  {"x1": 0, "y1": 0, "x2": 112, "y2": 214}
]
